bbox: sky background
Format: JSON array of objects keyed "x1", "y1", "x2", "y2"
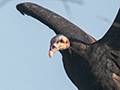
[{"x1": 0, "y1": 0, "x2": 120, "y2": 90}]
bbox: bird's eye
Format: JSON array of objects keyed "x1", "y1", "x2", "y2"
[{"x1": 60, "y1": 39, "x2": 64, "y2": 43}]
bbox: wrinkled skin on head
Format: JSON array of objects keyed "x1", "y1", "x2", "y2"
[{"x1": 49, "y1": 34, "x2": 70, "y2": 58}]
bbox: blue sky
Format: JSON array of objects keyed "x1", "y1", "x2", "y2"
[{"x1": 0, "y1": 0, "x2": 120, "y2": 90}]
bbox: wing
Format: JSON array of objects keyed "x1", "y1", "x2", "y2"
[
  {"x1": 92, "y1": 9, "x2": 120, "y2": 89},
  {"x1": 98, "y1": 8, "x2": 120, "y2": 66},
  {"x1": 16, "y1": 2, "x2": 96, "y2": 43},
  {"x1": 99, "y1": 8, "x2": 120, "y2": 49}
]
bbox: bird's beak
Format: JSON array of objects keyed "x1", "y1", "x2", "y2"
[
  {"x1": 49, "y1": 50, "x2": 55, "y2": 58},
  {"x1": 49, "y1": 46, "x2": 59, "y2": 58}
]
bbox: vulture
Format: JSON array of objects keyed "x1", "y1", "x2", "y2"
[{"x1": 16, "y1": 2, "x2": 120, "y2": 90}]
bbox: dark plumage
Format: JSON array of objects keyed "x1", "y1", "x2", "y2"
[{"x1": 16, "y1": 2, "x2": 120, "y2": 90}]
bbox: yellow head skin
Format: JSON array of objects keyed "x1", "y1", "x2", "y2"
[{"x1": 49, "y1": 35, "x2": 70, "y2": 58}]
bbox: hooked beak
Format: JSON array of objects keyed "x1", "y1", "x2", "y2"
[
  {"x1": 49, "y1": 46, "x2": 59, "y2": 58},
  {"x1": 49, "y1": 50, "x2": 55, "y2": 58}
]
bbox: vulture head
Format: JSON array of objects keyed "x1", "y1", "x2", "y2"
[{"x1": 49, "y1": 34, "x2": 70, "y2": 58}]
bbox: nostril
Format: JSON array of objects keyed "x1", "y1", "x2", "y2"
[
  {"x1": 51, "y1": 45, "x2": 57, "y2": 50},
  {"x1": 52, "y1": 45, "x2": 55, "y2": 49}
]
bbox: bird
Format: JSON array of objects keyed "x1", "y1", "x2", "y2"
[{"x1": 16, "y1": 2, "x2": 120, "y2": 90}]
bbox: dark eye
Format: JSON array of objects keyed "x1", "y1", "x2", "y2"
[{"x1": 60, "y1": 39, "x2": 64, "y2": 43}]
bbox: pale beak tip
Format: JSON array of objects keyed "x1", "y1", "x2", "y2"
[
  {"x1": 49, "y1": 55, "x2": 52, "y2": 59},
  {"x1": 49, "y1": 50, "x2": 54, "y2": 59}
]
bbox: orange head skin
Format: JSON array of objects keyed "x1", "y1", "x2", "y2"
[{"x1": 49, "y1": 35, "x2": 70, "y2": 58}]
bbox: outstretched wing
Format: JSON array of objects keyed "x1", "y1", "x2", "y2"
[
  {"x1": 94, "y1": 9, "x2": 120, "y2": 89},
  {"x1": 99, "y1": 8, "x2": 120, "y2": 50},
  {"x1": 97, "y1": 8, "x2": 120, "y2": 74},
  {"x1": 16, "y1": 2, "x2": 96, "y2": 43}
]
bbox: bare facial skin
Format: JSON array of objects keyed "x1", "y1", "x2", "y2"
[{"x1": 49, "y1": 35, "x2": 70, "y2": 58}]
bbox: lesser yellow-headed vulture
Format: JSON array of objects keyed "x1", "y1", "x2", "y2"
[{"x1": 16, "y1": 2, "x2": 120, "y2": 90}]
